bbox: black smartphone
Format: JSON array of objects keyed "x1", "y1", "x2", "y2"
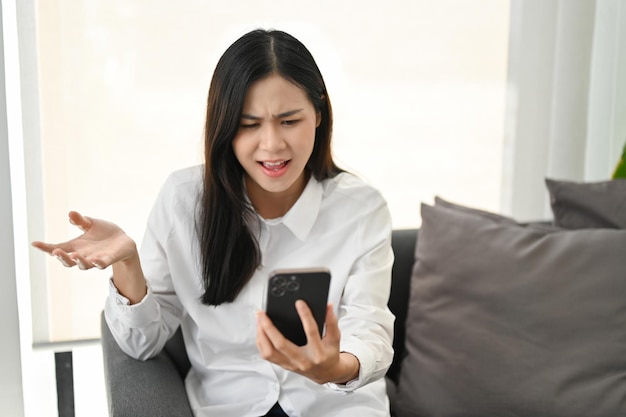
[{"x1": 265, "y1": 268, "x2": 331, "y2": 346}]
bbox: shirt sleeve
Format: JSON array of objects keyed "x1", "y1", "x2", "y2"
[
  {"x1": 326, "y1": 194, "x2": 395, "y2": 392},
  {"x1": 104, "y1": 175, "x2": 185, "y2": 361}
]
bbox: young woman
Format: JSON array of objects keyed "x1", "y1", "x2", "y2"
[{"x1": 33, "y1": 29, "x2": 394, "y2": 417}]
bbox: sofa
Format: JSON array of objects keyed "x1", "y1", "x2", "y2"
[{"x1": 101, "y1": 178, "x2": 626, "y2": 417}]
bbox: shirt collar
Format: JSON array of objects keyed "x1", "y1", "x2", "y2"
[{"x1": 278, "y1": 175, "x2": 323, "y2": 241}]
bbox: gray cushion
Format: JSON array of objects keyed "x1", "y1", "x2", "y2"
[
  {"x1": 394, "y1": 201, "x2": 626, "y2": 417},
  {"x1": 546, "y1": 178, "x2": 626, "y2": 229}
]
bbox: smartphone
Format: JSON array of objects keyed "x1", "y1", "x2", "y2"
[{"x1": 265, "y1": 268, "x2": 331, "y2": 346}]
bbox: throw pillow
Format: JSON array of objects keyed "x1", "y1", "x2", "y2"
[
  {"x1": 434, "y1": 196, "x2": 518, "y2": 224},
  {"x1": 394, "y1": 202, "x2": 626, "y2": 417},
  {"x1": 546, "y1": 178, "x2": 626, "y2": 229}
]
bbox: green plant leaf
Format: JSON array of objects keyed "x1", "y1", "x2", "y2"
[{"x1": 613, "y1": 141, "x2": 626, "y2": 179}]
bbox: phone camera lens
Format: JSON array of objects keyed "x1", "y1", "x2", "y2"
[
  {"x1": 270, "y1": 276, "x2": 288, "y2": 297},
  {"x1": 286, "y1": 277, "x2": 300, "y2": 292},
  {"x1": 271, "y1": 276, "x2": 286, "y2": 287},
  {"x1": 270, "y1": 285, "x2": 285, "y2": 297}
]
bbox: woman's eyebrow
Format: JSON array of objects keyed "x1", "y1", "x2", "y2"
[
  {"x1": 275, "y1": 109, "x2": 303, "y2": 118},
  {"x1": 241, "y1": 108, "x2": 304, "y2": 120}
]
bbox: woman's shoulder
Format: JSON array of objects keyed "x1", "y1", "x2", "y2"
[
  {"x1": 322, "y1": 172, "x2": 386, "y2": 207},
  {"x1": 148, "y1": 165, "x2": 203, "y2": 230},
  {"x1": 153, "y1": 165, "x2": 203, "y2": 211},
  {"x1": 163, "y1": 165, "x2": 203, "y2": 188},
  {"x1": 158, "y1": 165, "x2": 203, "y2": 197}
]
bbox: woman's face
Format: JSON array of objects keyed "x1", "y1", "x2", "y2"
[{"x1": 233, "y1": 73, "x2": 320, "y2": 218}]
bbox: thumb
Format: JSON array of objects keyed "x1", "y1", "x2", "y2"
[{"x1": 68, "y1": 211, "x2": 92, "y2": 232}]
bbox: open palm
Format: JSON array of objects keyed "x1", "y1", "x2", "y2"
[{"x1": 31, "y1": 211, "x2": 137, "y2": 270}]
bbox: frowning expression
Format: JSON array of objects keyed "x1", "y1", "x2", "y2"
[{"x1": 233, "y1": 73, "x2": 320, "y2": 217}]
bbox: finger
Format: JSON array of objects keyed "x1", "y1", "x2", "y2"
[
  {"x1": 256, "y1": 311, "x2": 275, "y2": 357},
  {"x1": 86, "y1": 255, "x2": 108, "y2": 270},
  {"x1": 77, "y1": 248, "x2": 111, "y2": 270},
  {"x1": 50, "y1": 248, "x2": 77, "y2": 268},
  {"x1": 32, "y1": 239, "x2": 79, "y2": 256},
  {"x1": 256, "y1": 312, "x2": 292, "y2": 365},
  {"x1": 80, "y1": 246, "x2": 115, "y2": 269},
  {"x1": 295, "y1": 300, "x2": 323, "y2": 345},
  {"x1": 257, "y1": 310, "x2": 294, "y2": 353},
  {"x1": 68, "y1": 211, "x2": 92, "y2": 232},
  {"x1": 322, "y1": 304, "x2": 341, "y2": 344},
  {"x1": 68, "y1": 252, "x2": 96, "y2": 270},
  {"x1": 31, "y1": 240, "x2": 58, "y2": 254}
]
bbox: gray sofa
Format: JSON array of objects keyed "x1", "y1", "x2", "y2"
[{"x1": 101, "y1": 178, "x2": 626, "y2": 416}]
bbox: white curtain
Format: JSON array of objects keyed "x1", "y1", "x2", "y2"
[
  {"x1": 586, "y1": 0, "x2": 626, "y2": 179},
  {"x1": 502, "y1": 0, "x2": 626, "y2": 221}
]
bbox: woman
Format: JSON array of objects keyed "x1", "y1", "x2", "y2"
[{"x1": 33, "y1": 29, "x2": 394, "y2": 416}]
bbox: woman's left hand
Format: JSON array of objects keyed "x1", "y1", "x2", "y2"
[{"x1": 255, "y1": 301, "x2": 360, "y2": 385}]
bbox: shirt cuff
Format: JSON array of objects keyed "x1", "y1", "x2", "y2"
[
  {"x1": 324, "y1": 338, "x2": 376, "y2": 392},
  {"x1": 106, "y1": 278, "x2": 159, "y2": 328}
]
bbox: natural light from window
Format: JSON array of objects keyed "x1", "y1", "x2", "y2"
[{"x1": 35, "y1": 0, "x2": 510, "y2": 344}]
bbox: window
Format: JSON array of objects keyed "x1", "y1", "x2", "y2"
[{"x1": 35, "y1": 0, "x2": 510, "y2": 342}]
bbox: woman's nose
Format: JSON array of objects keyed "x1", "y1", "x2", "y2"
[{"x1": 259, "y1": 124, "x2": 286, "y2": 151}]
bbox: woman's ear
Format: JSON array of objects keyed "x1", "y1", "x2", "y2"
[{"x1": 316, "y1": 93, "x2": 325, "y2": 128}]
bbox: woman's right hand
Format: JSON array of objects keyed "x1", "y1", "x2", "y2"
[
  {"x1": 31, "y1": 211, "x2": 137, "y2": 270},
  {"x1": 32, "y1": 211, "x2": 147, "y2": 304}
]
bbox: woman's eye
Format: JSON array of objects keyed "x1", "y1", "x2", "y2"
[
  {"x1": 282, "y1": 120, "x2": 299, "y2": 126},
  {"x1": 240, "y1": 123, "x2": 259, "y2": 129}
]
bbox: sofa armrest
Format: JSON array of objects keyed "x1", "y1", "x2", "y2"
[{"x1": 100, "y1": 313, "x2": 193, "y2": 417}]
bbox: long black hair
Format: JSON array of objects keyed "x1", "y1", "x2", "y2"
[{"x1": 199, "y1": 29, "x2": 342, "y2": 306}]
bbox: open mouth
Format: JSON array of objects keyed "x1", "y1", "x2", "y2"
[{"x1": 259, "y1": 160, "x2": 290, "y2": 172}]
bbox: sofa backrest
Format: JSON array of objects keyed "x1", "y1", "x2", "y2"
[
  {"x1": 386, "y1": 228, "x2": 417, "y2": 383},
  {"x1": 164, "y1": 326, "x2": 191, "y2": 378}
]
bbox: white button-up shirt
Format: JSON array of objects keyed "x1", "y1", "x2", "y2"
[{"x1": 105, "y1": 165, "x2": 394, "y2": 417}]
